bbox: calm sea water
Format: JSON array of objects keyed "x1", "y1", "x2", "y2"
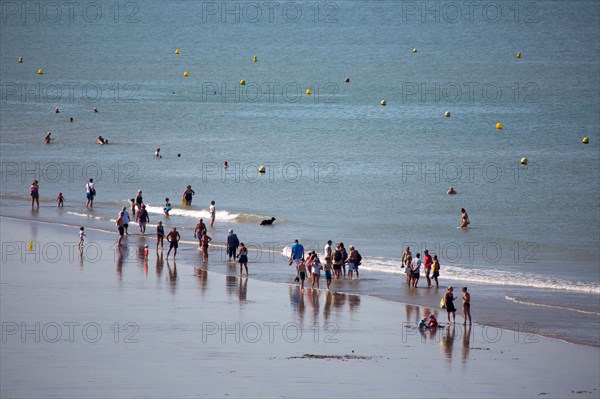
[{"x1": 1, "y1": 1, "x2": 599, "y2": 341}]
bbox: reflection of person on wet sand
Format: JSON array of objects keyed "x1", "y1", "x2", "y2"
[
  {"x1": 166, "y1": 260, "x2": 178, "y2": 287},
  {"x1": 462, "y1": 324, "x2": 472, "y2": 365},
  {"x1": 155, "y1": 253, "x2": 164, "y2": 278},
  {"x1": 238, "y1": 277, "x2": 248, "y2": 303},
  {"x1": 440, "y1": 324, "x2": 456, "y2": 361}
]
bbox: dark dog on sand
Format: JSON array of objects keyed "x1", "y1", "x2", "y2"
[{"x1": 260, "y1": 217, "x2": 276, "y2": 226}]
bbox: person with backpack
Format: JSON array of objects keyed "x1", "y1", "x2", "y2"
[
  {"x1": 332, "y1": 244, "x2": 344, "y2": 279},
  {"x1": 85, "y1": 178, "x2": 95, "y2": 209}
]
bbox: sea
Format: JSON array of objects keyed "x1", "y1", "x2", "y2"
[{"x1": 1, "y1": 0, "x2": 599, "y2": 345}]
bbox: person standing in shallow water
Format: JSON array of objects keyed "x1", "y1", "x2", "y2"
[
  {"x1": 30, "y1": 180, "x2": 40, "y2": 209},
  {"x1": 431, "y1": 255, "x2": 440, "y2": 288},
  {"x1": 460, "y1": 208, "x2": 470, "y2": 229},
  {"x1": 182, "y1": 185, "x2": 195, "y2": 206},
  {"x1": 444, "y1": 286, "x2": 457, "y2": 323},
  {"x1": 238, "y1": 243, "x2": 248, "y2": 276},
  {"x1": 462, "y1": 287, "x2": 471, "y2": 325}
]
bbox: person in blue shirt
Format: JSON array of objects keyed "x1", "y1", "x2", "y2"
[{"x1": 290, "y1": 240, "x2": 304, "y2": 267}]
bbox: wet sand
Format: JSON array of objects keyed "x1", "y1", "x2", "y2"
[{"x1": 1, "y1": 217, "x2": 599, "y2": 398}]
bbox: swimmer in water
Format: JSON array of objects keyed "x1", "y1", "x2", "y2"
[
  {"x1": 224, "y1": 161, "x2": 229, "y2": 169},
  {"x1": 154, "y1": 148, "x2": 161, "y2": 158},
  {"x1": 97, "y1": 136, "x2": 105, "y2": 145},
  {"x1": 93, "y1": 108, "x2": 98, "y2": 113},
  {"x1": 44, "y1": 132, "x2": 52, "y2": 144},
  {"x1": 54, "y1": 107, "x2": 60, "y2": 114},
  {"x1": 460, "y1": 208, "x2": 470, "y2": 229},
  {"x1": 447, "y1": 187, "x2": 457, "y2": 195}
]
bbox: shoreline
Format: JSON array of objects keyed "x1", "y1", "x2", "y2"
[
  {"x1": 2, "y1": 214, "x2": 598, "y2": 348},
  {"x1": 1, "y1": 216, "x2": 599, "y2": 398}
]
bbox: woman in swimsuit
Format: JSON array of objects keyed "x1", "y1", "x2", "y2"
[
  {"x1": 201, "y1": 233, "x2": 212, "y2": 261},
  {"x1": 238, "y1": 243, "x2": 248, "y2": 276},
  {"x1": 182, "y1": 185, "x2": 195, "y2": 206},
  {"x1": 444, "y1": 286, "x2": 456, "y2": 324},
  {"x1": 462, "y1": 287, "x2": 471, "y2": 325},
  {"x1": 30, "y1": 180, "x2": 39, "y2": 208}
]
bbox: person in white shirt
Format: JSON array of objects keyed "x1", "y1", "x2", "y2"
[
  {"x1": 410, "y1": 253, "x2": 422, "y2": 288},
  {"x1": 209, "y1": 200, "x2": 216, "y2": 228},
  {"x1": 323, "y1": 240, "x2": 332, "y2": 267},
  {"x1": 85, "y1": 178, "x2": 95, "y2": 209},
  {"x1": 119, "y1": 206, "x2": 130, "y2": 235}
]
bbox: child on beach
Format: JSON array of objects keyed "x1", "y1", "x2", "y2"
[
  {"x1": 57, "y1": 192, "x2": 64, "y2": 207},
  {"x1": 323, "y1": 260, "x2": 333, "y2": 290},
  {"x1": 431, "y1": 255, "x2": 440, "y2": 288},
  {"x1": 297, "y1": 259, "x2": 307, "y2": 290},
  {"x1": 156, "y1": 221, "x2": 164, "y2": 252},
  {"x1": 78, "y1": 227, "x2": 86, "y2": 247},
  {"x1": 164, "y1": 198, "x2": 172, "y2": 216},
  {"x1": 311, "y1": 254, "x2": 321, "y2": 290},
  {"x1": 143, "y1": 244, "x2": 149, "y2": 259},
  {"x1": 238, "y1": 243, "x2": 248, "y2": 276}
]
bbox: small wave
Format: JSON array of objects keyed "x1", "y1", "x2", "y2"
[
  {"x1": 505, "y1": 295, "x2": 600, "y2": 316},
  {"x1": 143, "y1": 205, "x2": 269, "y2": 224},
  {"x1": 347, "y1": 256, "x2": 600, "y2": 295},
  {"x1": 66, "y1": 211, "x2": 105, "y2": 221}
]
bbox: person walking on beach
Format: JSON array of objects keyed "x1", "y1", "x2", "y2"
[
  {"x1": 85, "y1": 178, "x2": 95, "y2": 209},
  {"x1": 410, "y1": 253, "x2": 422, "y2": 287},
  {"x1": 201, "y1": 233, "x2": 212, "y2": 261},
  {"x1": 156, "y1": 221, "x2": 165, "y2": 252},
  {"x1": 78, "y1": 227, "x2": 86, "y2": 248},
  {"x1": 431, "y1": 255, "x2": 440, "y2": 288},
  {"x1": 311, "y1": 253, "x2": 321, "y2": 289},
  {"x1": 238, "y1": 242, "x2": 248, "y2": 275},
  {"x1": 209, "y1": 200, "x2": 216, "y2": 227},
  {"x1": 462, "y1": 287, "x2": 471, "y2": 325},
  {"x1": 460, "y1": 208, "x2": 470, "y2": 229},
  {"x1": 166, "y1": 227, "x2": 181, "y2": 260},
  {"x1": 297, "y1": 259, "x2": 307, "y2": 291},
  {"x1": 226, "y1": 229, "x2": 240, "y2": 261},
  {"x1": 136, "y1": 204, "x2": 150, "y2": 235},
  {"x1": 290, "y1": 239, "x2": 305, "y2": 268},
  {"x1": 30, "y1": 180, "x2": 39, "y2": 209},
  {"x1": 182, "y1": 185, "x2": 195, "y2": 206},
  {"x1": 194, "y1": 218, "x2": 206, "y2": 247},
  {"x1": 444, "y1": 286, "x2": 457, "y2": 323},
  {"x1": 120, "y1": 206, "x2": 130, "y2": 235},
  {"x1": 116, "y1": 211, "x2": 125, "y2": 246},
  {"x1": 423, "y1": 249, "x2": 433, "y2": 287},
  {"x1": 57, "y1": 192, "x2": 64, "y2": 207}
]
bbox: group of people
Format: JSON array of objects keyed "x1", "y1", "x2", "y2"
[
  {"x1": 401, "y1": 247, "x2": 441, "y2": 288},
  {"x1": 441, "y1": 286, "x2": 472, "y2": 325},
  {"x1": 289, "y1": 239, "x2": 363, "y2": 291}
]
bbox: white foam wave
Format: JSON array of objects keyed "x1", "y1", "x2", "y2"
[
  {"x1": 352, "y1": 256, "x2": 600, "y2": 295},
  {"x1": 143, "y1": 205, "x2": 267, "y2": 224},
  {"x1": 66, "y1": 212, "x2": 105, "y2": 220},
  {"x1": 505, "y1": 295, "x2": 600, "y2": 316}
]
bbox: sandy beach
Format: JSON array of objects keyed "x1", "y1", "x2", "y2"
[{"x1": 1, "y1": 216, "x2": 598, "y2": 398}]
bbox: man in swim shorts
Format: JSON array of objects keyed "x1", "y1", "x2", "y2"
[{"x1": 166, "y1": 227, "x2": 181, "y2": 260}]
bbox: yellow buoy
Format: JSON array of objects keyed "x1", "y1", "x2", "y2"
[
  {"x1": 37, "y1": 69, "x2": 44, "y2": 75},
  {"x1": 183, "y1": 71, "x2": 189, "y2": 77},
  {"x1": 412, "y1": 48, "x2": 417, "y2": 53},
  {"x1": 27, "y1": 241, "x2": 34, "y2": 251},
  {"x1": 18, "y1": 57, "x2": 23, "y2": 63},
  {"x1": 496, "y1": 123, "x2": 503, "y2": 130},
  {"x1": 516, "y1": 52, "x2": 521, "y2": 58},
  {"x1": 240, "y1": 79, "x2": 246, "y2": 85},
  {"x1": 258, "y1": 165, "x2": 266, "y2": 173},
  {"x1": 175, "y1": 49, "x2": 180, "y2": 55},
  {"x1": 380, "y1": 100, "x2": 386, "y2": 106},
  {"x1": 253, "y1": 55, "x2": 257, "y2": 62},
  {"x1": 520, "y1": 157, "x2": 528, "y2": 165},
  {"x1": 582, "y1": 137, "x2": 589, "y2": 144},
  {"x1": 444, "y1": 111, "x2": 451, "y2": 117},
  {"x1": 306, "y1": 89, "x2": 312, "y2": 96}
]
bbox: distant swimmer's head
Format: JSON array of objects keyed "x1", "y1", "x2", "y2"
[{"x1": 177, "y1": 154, "x2": 181, "y2": 157}]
